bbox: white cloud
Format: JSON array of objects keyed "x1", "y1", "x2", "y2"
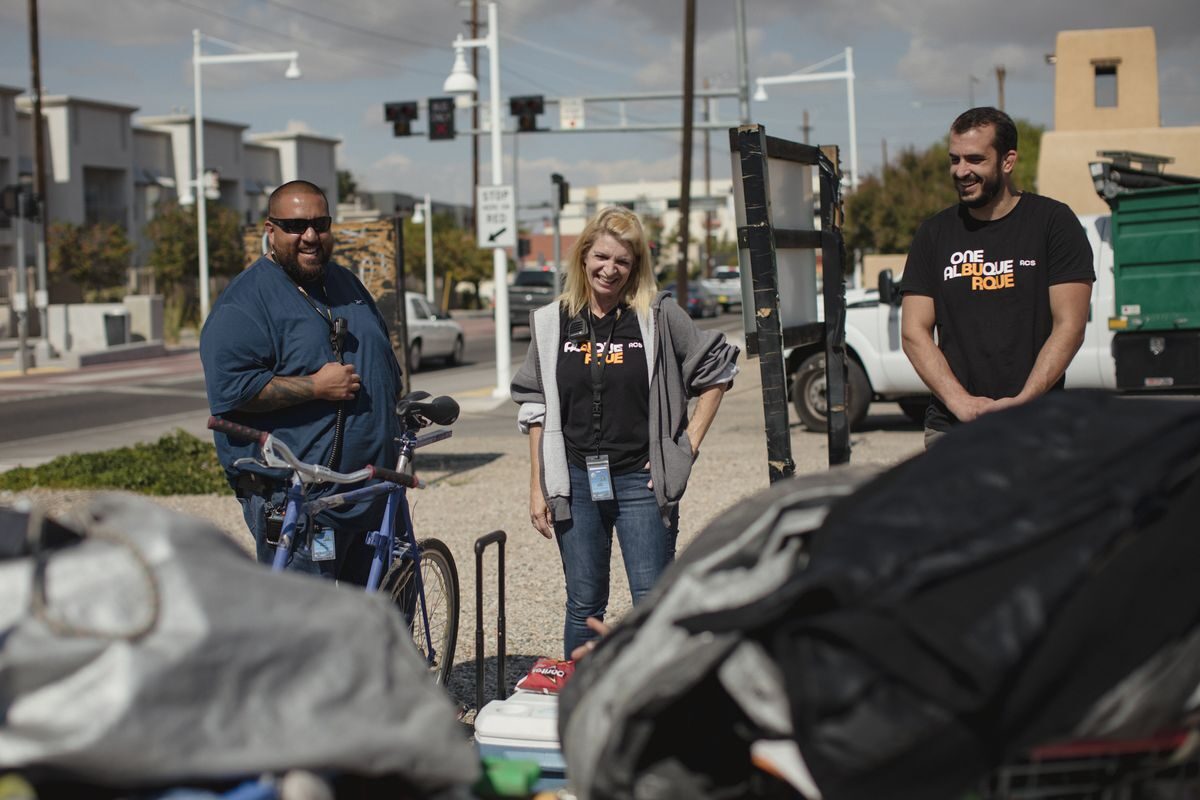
[{"x1": 371, "y1": 152, "x2": 412, "y2": 171}]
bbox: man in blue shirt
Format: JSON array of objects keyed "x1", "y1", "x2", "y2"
[{"x1": 200, "y1": 179, "x2": 402, "y2": 583}]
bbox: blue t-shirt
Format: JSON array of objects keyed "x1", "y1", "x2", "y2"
[{"x1": 200, "y1": 256, "x2": 402, "y2": 531}]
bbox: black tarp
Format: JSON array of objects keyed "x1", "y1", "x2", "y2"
[{"x1": 561, "y1": 392, "x2": 1200, "y2": 800}]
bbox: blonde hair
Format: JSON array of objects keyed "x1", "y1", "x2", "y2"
[{"x1": 561, "y1": 206, "x2": 658, "y2": 317}]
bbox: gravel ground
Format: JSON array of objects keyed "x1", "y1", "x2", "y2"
[{"x1": 1, "y1": 367, "x2": 924, "y2": 715}]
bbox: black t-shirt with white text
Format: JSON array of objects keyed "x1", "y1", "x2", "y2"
[
  {"x1": 899, "y1": 193, "x2": 1095, "y2": 431},
  {"x1": 557, "y1": 306, "x2": 650, "y2": 474}
]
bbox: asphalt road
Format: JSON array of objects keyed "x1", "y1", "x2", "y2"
[{"x1": 0, "y1": 310, "x2": 921, "y2": 471}]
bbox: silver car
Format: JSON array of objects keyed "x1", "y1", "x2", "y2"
[{"x1": 405, "y1": 292, "x2": 465, "y2": 371}]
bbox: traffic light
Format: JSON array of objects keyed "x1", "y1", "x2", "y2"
[
  {"x1": 0, "y1": 184, "x2": 37, "y2": 221},
  {"x1": 384, "y1": 101, "x2": 418, "y2": 137},
  {"x1": 427, "y1": 97, "x2": 456, "y2": 141},
  {"x1": 509, "y1": 95, "x2": 544, "y2": 133},
  {"x1": 551, "y1": 173, "x2": 569, "y2": 210}
]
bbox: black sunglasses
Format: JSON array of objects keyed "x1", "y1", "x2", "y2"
[{"x1": 268, "y1": 216, "x2": 332, "y2": 235}]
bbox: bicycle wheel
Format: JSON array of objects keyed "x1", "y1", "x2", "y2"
[{"x1": 382, "y1": 537, "x2": 459, "y2": 686}]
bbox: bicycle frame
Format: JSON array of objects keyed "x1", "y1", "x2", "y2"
[{"x1": 270, "y1": 426, "x2": 453, "y2": 660}]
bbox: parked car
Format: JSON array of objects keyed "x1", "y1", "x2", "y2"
[
  {"x1": 509, "y1": 268, "x2": 561, "y2": 333},
  {"x1": 404, "y1": 291, "x2": 464, "y2": 371},
  {"x1": 663, "y1": 282, "x2": 720, "y2": 319},
  {"x1": 701, "y1": 266, "x2": 743, "y2": 312}
]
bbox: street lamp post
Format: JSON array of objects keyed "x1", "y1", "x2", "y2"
[
  {"x1": 753, "y1": 47, "x2": 858, "y2": 189},
  {"x1": 443, "y1": 1, "x2": 510, "y2": 397},
  {"x1": 192, "y1": 30, "x2": 300, "y2": 323},
  {"x1": 412, "y1": 194, "x2": 435, "y2": 304}
]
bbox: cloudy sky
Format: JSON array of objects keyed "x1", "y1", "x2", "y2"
[{"x1": 1, "y1": 0, "x2": 1197, "y2": 219}]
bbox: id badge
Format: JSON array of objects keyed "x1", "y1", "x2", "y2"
[
  {"x1": 311, "y1": 527, "x2": 337, "y2": 562},
  {"x1": 586, "y1": 454, "x2": 615, "y2": 501}
]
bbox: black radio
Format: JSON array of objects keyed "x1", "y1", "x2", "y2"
[{"x1": 566, "y1": 312, "x2": 590, "y2": 343}]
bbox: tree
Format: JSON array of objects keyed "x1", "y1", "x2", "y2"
[
  {"x1": 709, "y1": 233, "x2": 739, "y2": 268},
  {"x1": 402, "y1": 213, "x2": 491, "y2": 309},
  {"x1": 844, "y1": 118, "x2": 1046, "y2": 256},
  {"x1": 143, "y1": 200, "x2": 245, "y2": 326},
  {"x1": 47, "y1": 221, "x2": 133, "y2": 300},
  {"x1": 1012, "y1": 118, "x2": 1044, "y2": 194},
  {"x1": 844, "y1": 144, "x2": 956, "y2": 255},
  {"x1": 337, "y1": 170, "x2": 358, "y2": 203}
]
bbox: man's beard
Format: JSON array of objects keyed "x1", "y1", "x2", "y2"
[
  {"x1": 275, "y1": 248, "x2": 329, "y2": 285},
  {"x1": 959, "y1": 170, "x2": 1002, "y2": 209}
]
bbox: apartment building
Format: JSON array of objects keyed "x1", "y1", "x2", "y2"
[{"x1": 2, "y1": 94, "x2": 338, "y2": 273}]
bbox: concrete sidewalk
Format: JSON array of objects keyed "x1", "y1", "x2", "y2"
[{"x1": 0, "y1": 349, "x2": 926, "y2": 710}]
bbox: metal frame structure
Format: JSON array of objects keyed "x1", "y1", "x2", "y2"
[{"x1": 731, "y1": 124, "x2": 850, "y2": 477}]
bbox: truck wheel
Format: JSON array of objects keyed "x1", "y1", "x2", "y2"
[
  {"x1": 897, "y1": 396, "x2": 930, "y2": 425},
  {"x1": 791, "y1": 353, "x2": 870, "y2": 433}
]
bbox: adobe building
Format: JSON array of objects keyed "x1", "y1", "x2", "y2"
[{"x1": 1037, "y1": 27, "x2": 1200, "y2": 214}]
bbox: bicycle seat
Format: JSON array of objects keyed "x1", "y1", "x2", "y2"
[{"x1": 396, "y1": 392, "x2": 460, "y2": 427}]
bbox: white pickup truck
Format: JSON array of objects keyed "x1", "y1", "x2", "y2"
[
  {"x1": 702, "y1": 266, "x2": 743, "y2": 313},
  {"x1": 787, "y1": 213, "x2": 1118, "y2": 431}
]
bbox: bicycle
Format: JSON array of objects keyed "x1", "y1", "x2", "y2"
[{"x1": 207, "y1": 391, "x2": 461, "y2": 686}]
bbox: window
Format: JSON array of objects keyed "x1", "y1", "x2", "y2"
[
  {"x1": 1094, "y1": 61, "x2": 1118, "y2": 108},
  {"x1": 409, "y1": 295, "x2": 431, "y2": 320},
  {"x1": 513, "y1": 270, "x2": 556, "y2": 288}
]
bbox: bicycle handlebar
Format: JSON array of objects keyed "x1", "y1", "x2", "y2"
[
  {"x1": 211, "y1": 418, "x2": 425, "y2": 489},
  {"x1": 208, "y1": 416, "x2": 268, "y2": 445},
  {"x1": 368, "y1": 464, "x2": 419, "y2": 489}
]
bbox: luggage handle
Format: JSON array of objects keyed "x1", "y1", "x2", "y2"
[{"x1": 475, "y1": 530, "x2": 507, "y2": 713}]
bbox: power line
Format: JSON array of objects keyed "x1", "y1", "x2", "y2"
[
  {"x1": 160, "y1": 0, "x2": 446, "y2": 79},
  {"x1": 260, "y1": 0, "x2": 442, "y2": 52},
  {"x1": 500, "y1": 31, "x2": 639, "y2": 81}
]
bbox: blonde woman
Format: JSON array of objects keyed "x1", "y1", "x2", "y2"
[{"x1": 511, "y1": 206, "x2": 739, "y2": 657}]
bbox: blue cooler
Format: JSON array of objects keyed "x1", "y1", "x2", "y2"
[{"x1": 473, "y1": 690, "x2": 567, "y2": 790}]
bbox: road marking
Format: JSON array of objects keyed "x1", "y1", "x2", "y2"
[
  {"x1": 0, "y1": 365, "x2": 67, "y2": 379},
  {"x1": 0, "y1": 409, "x2": 208, "y2": 453},
  {"x1": 54, "y1": 366, "x2": 165, "y2": 383},
  {"x1": 93, "y1": 386, "x2": 209, "y2": 398}
]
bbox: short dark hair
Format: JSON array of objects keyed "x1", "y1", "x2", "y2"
[
  {"x1": 951, "y1": 107, "x2": 1017, "y2": 157},
  {"x1": 268, "y1": 180, "x2": 328, "y2": 215}
]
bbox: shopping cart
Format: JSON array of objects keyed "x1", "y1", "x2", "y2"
[{"x1": 975, "y1": 729, "x2": 1200, "y2": 799}]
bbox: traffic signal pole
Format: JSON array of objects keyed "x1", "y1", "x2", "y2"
[{"x1": 14, "y1": 192, "x2": 30, "y2": 374}]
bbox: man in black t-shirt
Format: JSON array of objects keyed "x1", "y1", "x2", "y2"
[{"x1": 899, "y1": 107, "x2": 1094, "y2": 447}]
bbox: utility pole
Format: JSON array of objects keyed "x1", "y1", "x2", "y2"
[
  {"x1": 996, "y1": 64, "x2": 1007, "y2": 111},
  {"x1": 551, "y1": 173, "x2": 565, "y2": 290},
  {"x1": 14, "y1": 192, "x2": 29, "y2": 374},
  {"x1": 470, "y1": 0, "x2": 479, "y2": 230},
  {"x1": 703, "y1": 78, "x2": 713, "y2": 277},
  {"x1": 677, "y1": 0, "x2": 696, "y2": 300},
  {"x1": 734, "y1": 0, "x2": 750, "y2": 123},
  {"x1": 28, "y1": 0, "x2": 49, "y2": 356},
  {"x1": 800, "y1": 109, "x2": 812, "y2": 144},
  {"x1": 393, "y1": 215, "x2": 411, "y2": 395},
  {"x1": 881, "y1": 138, "x2": 889, "y2": 184}
]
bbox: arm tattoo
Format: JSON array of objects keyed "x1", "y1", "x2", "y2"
[{"x1": 239, "y1": 376, "x2": 316, "y2": 412}]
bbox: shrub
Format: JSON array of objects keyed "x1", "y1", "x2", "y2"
[{"x1": 0, "y1": 430, "x2": 228, "y2": 495}]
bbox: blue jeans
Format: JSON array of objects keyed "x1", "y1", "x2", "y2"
[
  {"x1": 237, "y1": 488, "x2": 374, "y2": 585},
  {"x1": 555, "y1": 463, "x2": 679, "y2": 658}
]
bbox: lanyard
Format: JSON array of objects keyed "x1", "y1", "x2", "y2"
[
  {"x1": 587, "y1": 307, "x2": 619, "y2": 453},
  {"x1": 297, "y1": 283, "x2": 345, "y2": 361}
]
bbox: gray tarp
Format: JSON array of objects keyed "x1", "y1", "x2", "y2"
[{"x1": 0, "y1": 494, "x2": 478, "y2": 792}]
